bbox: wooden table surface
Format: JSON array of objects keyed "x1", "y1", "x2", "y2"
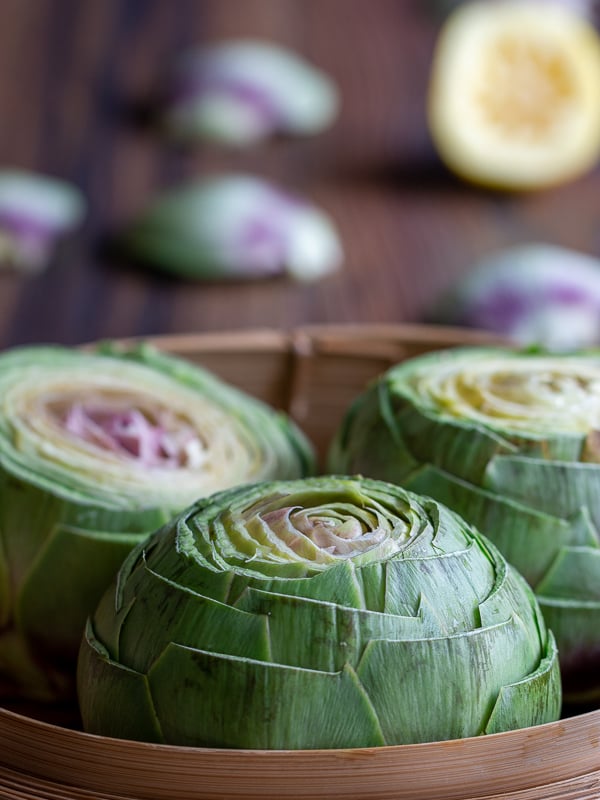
[{"x1": 0, "y1": 0, "x2": 598, "y2": 350}]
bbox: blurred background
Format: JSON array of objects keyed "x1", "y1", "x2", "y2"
[{"x1": 0, "y1": 0, "x2": 599, "y2": 349}]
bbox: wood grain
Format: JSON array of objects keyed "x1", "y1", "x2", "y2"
[{"x1": 0, "y1": 0, "x2": 596, "y2": 349}]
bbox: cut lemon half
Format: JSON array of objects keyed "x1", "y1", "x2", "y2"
[{"x1": 427, "y1": 1, "x2": 600, "y2": 190}]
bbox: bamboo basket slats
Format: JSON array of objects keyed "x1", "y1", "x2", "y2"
[
  {"x1": 134, "y1": 324, "x2": 504, "y2": 459},
  {"x1": 1, "y1": 325, "x2": 597, "y2": 800},
  {"x1": 1, "y1": 707, "x2": 600, "y2": 800}
]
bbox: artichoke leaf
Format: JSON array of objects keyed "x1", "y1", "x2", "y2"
[
  {"x1": 328, "y1": 382, "x2": 419, "y2": 482},
  {"x1": 536, "y1": 546, "x2": 600, "y2": 601},
  {"x1": 356, "y1": 614, "x2": 540, "y2": 744},
  {"x1": 388, "y1": 400, "x2": 518, "y2": 484},
  {"x1": 148, "y1": 644, "x2": 386, "y2": 749},
  {"x1": 484, "y1": 455, "x2": 600, "y2": 528},
  {"x1": 234, "y1": 586, "x2": 451, "y2": 672},
  {"x1": 77, "y1": 620, "x2": 164, "y2": 742},
  {"x1": 405, "y1": 464, "x2": 595, "y2": 586},
  {"x1": 16, "y1": 524, "x2": 142, "y2": 661},
  {"x1": 484, "y1": 631, "x2": 561, "y2": 734},
  {"x1": 382, "y1": 540, "x2": 494, "y2": 629},
  {"x1": 117, "y1": 562, "x2": 271, "y2": 673}
]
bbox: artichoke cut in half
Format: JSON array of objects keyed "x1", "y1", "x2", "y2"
[
  {"x1": 78, "y1": 476, "x2": 560, "y2": 748},
  {"x1": 329, "y1": 347, "x2": 600, "y2": 703},
  {"x1": 0, "y1": 343, "x2": 313, "y2": 701}
]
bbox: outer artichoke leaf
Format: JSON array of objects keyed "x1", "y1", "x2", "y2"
[
  {"x1": 405, "y1": 464, "x2": 579, "y2": 587},
  {"x1": 234, "y1": 587, "x2": 449, "y2": 672},
  {"x1": 393, "y1": 402, "x2": 517, "y2": 484},
  {"x1": 16, "y1": 524, "x2": 142, "y2": 661},
  {"x1": 382, "y1": 541, "x2": 494, "y2": 631},
  {"x1": 536, "y1": 547, "x2": 600, "y2": 601},
  {"x1": 92, "y1": 584, "x2": 135, "y2": 662},
  {"x1": 479, "y1": 562, "x2": 547, "y2": 652},
  {"x1": 356, "y1": 615, "x2": 540, "y2": 744},
  {"x1": 77, "y1": 620, "x2": 163, "y2": 743},
  {"x1": 484, "y1": 456, "x2": 600, "y2": 529},
  {"x1": 327, "y1": 382, "x2": 419, "y2": 482},
  {"x1": 258, "y1": 558, "x2": 365, "y2": 608},
  {"x1": 568, "y1": 505, "x2": 600, "y2": 547},
  {"x1": 118, "y1": 563, "x2": 271, "y2": 673},
  {"x1": 147, "y1": 644, "x2": 386, "y2": 749},
  {"x1": 140, "y1": 520, "x2": 235, "y2": 604},
  {"x1": 527, "y1": 595, "x2": 600, "y2": 703},
  {"x1": 0, "y1": 524, "x2": 10, "y2": 627},
  {"x1": 484, "y1": 631, "x2": 561, "y2": 735},
  {"x1": 0, "y1": 469, "x2": 170, "y2": 596},
  {"x1": 418, "y1": 499, "x2": 473, "y2": 555},
  {"x1": 234, "y1": 588, "x2": 343, "y2": 671}
]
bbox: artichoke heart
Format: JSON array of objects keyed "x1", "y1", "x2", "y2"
[
  {"x1": 329, "y1": 347, "x2": 600, "y2": 703},
  {"x1": 77, "y1": 476, "x2": 560, "y2": 748},
  {"x1": 0, "y1": 342, "x2": 313, "y2": 701}
]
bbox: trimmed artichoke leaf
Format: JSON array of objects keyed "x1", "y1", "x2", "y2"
[
  {"x1": 382, "y1": 540, "x2": 494, "y2": 630},
  {"x1": 0, "y1": 526, "x2": 10, "y2": 628},
  {"x1": 16, "y1": 524, "x2": 142, "y2": 661},
  {"x1": 356, "y1": 615, "x2": 542, "y2": 744},
  {"x1": 138, "y1": 517, "x2": 236, "y2": 604},
  {"x1": 257, "y1": 558, "x2": 365, "y2": 609},
  {"x1": 536, "y1": 547, "x2": 600, "y2": 601},
  {"x1": 234, "y1": 586, "x2": 450, "y2": 672},
  {"x1": 405, "y1": 464, "x2": 590, "y2": 586},
  {"x1": 118, "y1": 562, "x2": 271, "y2": 673},
  {"x1": 536, "y1": 596, "x2": 600, "y2": 701},
  {"x1": 327, "y1": 382, "x2": 419, "y2": 482},
  {"x1": 484, "y1": 455, "x2": 600, "y2": 529},
  {"x1": 147, "y1": 644, "x2": 386, "y2": 749},
  {"x1": 484, "y1": 631, "x2": 561, "y2": 734},
  {"x1": 77, "y1": 620, "x2": 164, "y2": 743},
  {"x1": 394, "y1": 402, "x2": 517, "y2": 484},
  {"x1": 479, "y1": 562, "x2": 547, "y2": 651},
  {"x1": 235, "y1": 588, "x2": 344, "y2": 671}
]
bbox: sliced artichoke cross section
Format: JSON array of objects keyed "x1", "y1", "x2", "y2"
[
  {"x1": 329, "y1": 347, "x2": 600, "y2": 702},
  {"x1": 78, "y1": 476, "x2": 560, "y2": 748},
  {"x1": 0, "y1": 342, "x2": 314, "y2": 701}
]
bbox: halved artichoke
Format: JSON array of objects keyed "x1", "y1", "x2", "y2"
[
  {"x1": 78, "y1": 476, "x2": 560, "y2": 748},
  {"x1": 0, "y1": 342, "x2": 313, "y2": 701},
  {"x1": 329, "y1": 347, "x2": 600, "y2": 703}
]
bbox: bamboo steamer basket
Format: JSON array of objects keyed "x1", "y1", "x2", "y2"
[{"x1": 1, "y1": 324, "x2": 600, "y2": 800}]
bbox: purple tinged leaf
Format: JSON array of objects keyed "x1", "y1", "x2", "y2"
[
  {"x1": 123, "y1": 174, "x2": 343, "y2": 282},
  {"x1": 430, "y1": 243, "x2": 600, "y2": 350},
  {"x1": 0, "y1": 170, "x2": 85, "y2": 274},
  {"x1": 161, "y1": 40, "x2": 340, "y2": 146},
  {"x1": 62, "y1": 403, "x2": 204, "y2": 469}
]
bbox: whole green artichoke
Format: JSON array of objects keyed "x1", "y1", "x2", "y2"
[
  {"x1": 78, "y1": 476, "x2": 560, "y2": 748},
  {"x1": 0, "y1": 342, "x2": 313, "y2": 701},
  {"x1": 329, "y1": 347, "x2": 600, "y2": 703}
]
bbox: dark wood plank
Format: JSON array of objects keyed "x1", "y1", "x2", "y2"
[{"x1": 0, "y1": 0, "x2": 596, "y2": 348}]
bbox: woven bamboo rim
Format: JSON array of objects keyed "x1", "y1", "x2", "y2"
[{"x1": 2, "y1": 324, "x2": 599, "y2": 800}]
